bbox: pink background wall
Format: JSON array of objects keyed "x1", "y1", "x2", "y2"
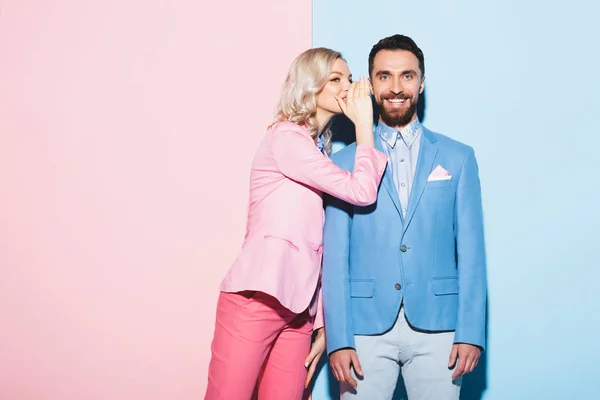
[{"x1": 0, "y1": 1, "x2": 311, "y2": 398}]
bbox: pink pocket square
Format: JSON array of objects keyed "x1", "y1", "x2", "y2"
[{"x1": 428, "y1": 165, "x2": 452, "y2": 181}]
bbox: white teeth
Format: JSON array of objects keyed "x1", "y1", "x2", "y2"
[{"x1": 388, "y1": 99, "x2": 406, "y2": 104}]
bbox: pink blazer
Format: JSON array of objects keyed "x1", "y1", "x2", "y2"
[{"x1": 220, "y1": 122, "x2": 387, "y2": 328}]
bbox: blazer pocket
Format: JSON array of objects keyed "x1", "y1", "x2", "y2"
[
  {"x1": 264, "y1": 235, "x2": 299, "y2": 252},
  {"x1": 432, "y1": 278, "x2": 458, "y2": 295},
  {"x1": 350, "y1": 279, "x2": 375, "y2": 298},
  {"x1": 426, "y1": 179, "x2": 452, "y2": 189}
]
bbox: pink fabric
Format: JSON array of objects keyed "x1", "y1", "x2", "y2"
[
  {"x1": 312, "y1": 287, "x2": 324, "y2": 330},
  {"x1": 428, "y1": 164, "x2": 452, "y2": 180},
  {"x1": 220, "y1": 122, "x2": 387, "y2": 320},
  {"x1": 205, "y1": 291, "x2": 313, "y2": 400}
]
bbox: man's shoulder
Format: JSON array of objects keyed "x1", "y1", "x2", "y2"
[
  {"x1": 330, "y1": 142, "x2": 358, "y2": 168},
  {"x1": 425, "y1": 127, "x2": 475, "y2": 156}
]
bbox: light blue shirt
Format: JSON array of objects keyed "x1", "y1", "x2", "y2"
[
  {"x1": 377, "y1": 118, "x2": 422, "y2": 217},
  {"x1": 316, "y1": 134, "x2": 325, "y2": 153}
]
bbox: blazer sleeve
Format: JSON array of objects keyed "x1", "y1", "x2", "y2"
[
  {"x1": 322, "y1": 192, "x2": 355, "y2": 354},
  {"x1": 270, "y1": 123, "x2": 387, "y2": 206},
  {"x1": 454, "y1": 146, "x2": 487, "y2": 350}
]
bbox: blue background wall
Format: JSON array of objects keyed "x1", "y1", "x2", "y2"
[{"x1": 311, "y1": 1, "x2": 600, "y2": 399}]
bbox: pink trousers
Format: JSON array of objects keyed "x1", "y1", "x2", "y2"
[{"x1": 204, "y1": 291, "x2": 313, "y2": 400}]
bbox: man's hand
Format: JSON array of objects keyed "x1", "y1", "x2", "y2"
[
  {"x1": 448, "y1": 343, "x2": 481, "y2": 379},
  {"x1": 329, "y1": 348, "x2": 363, "y2": 389},
  {"x1": 304, "y1": 328, "x2": 326, "y2": 388}
]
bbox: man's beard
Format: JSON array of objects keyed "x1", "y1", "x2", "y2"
[{"x1": 377, "y1": 93, "x2": 418, "y2": 127}]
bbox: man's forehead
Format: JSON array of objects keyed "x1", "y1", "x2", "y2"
[{"x1": 373, "y1": 50, "x2": 419, "y2": 70}]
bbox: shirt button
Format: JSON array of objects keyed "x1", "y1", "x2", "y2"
[
  {"x1": 395, "y1": 283, "x2": 402, "y2": 290},
  {"x1": 400, "y1": 158, "x2": 405, "y2": 162},
  {"x1": 400, "y1": 245, "x2": 408, "y2": 252},
  {"x1": 401, "y1": 183, "x2": 406, "y2": 187}
]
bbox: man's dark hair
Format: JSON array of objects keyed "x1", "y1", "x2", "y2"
[{"x1": 368, "y1": 34, "x2": 425, "y2": 78}]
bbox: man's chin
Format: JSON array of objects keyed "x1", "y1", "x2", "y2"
[
  {"x1": 381, "y1": 111, "x2": 411, "y2": 126},
  {"x1": 384, "y1": 108, "x2": 407, "y2": 119}
]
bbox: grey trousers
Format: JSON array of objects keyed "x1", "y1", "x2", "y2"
[{"x1": 340, "y1": 307, "x2": 461, "y2": 400}]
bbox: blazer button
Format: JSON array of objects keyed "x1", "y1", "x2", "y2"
[
  {"x1": 395, "y1": 283, "x2": 401, "y2": 290},
  {"x1": 400, "y1": 245, "x2": 408, "y2": 252}
]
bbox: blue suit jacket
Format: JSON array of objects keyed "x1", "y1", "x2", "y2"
[{"x1": 322, "y1": 127, "x2": 487, "y2": 354}]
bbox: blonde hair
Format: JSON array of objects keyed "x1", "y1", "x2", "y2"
[{"x1": 274, "y1": 47, "x2": 344, "y2": 154}]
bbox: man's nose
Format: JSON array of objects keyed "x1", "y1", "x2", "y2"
[{"x1": 391, "y1": 78, "x2": 404, "y2": 94}]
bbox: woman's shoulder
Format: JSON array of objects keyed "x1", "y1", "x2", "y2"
[{"x1": 270, "y1": 121, "x2": 310, "y2": 137}]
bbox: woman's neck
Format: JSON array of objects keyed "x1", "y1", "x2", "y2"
[{"x1": 315, "y1": 109, "x2": 333, "y2": 137}]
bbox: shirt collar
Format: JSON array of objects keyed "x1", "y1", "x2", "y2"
[
  {"x1": 315, "y1": 134, "x2": 325, "y2": 153},
  {"x1": 377, "y1": 118, "x2": 422, "y2": 150}
]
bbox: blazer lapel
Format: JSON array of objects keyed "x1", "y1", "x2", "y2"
[
  {"x1": 404, "y1": 128, "x2": 438, "y2": 231},
  {"x1": 375, "y1": 135, "x2": 404, "y2": 222}
]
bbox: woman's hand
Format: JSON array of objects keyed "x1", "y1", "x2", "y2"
[
  {"x1": 335, "y1": 76, "x2": 373, "y2": 131},
  {"x1": 304, "y1": 327, "x2": 326, "y2": 388}
]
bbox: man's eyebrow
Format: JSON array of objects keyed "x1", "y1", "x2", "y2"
[{"x1": 375, "y1": 69, "x2": 417, "y2": 76}]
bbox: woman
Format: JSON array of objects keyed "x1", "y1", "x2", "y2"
[{"x1": 205, "y1": 48, "x2": 388, "y2": 400}]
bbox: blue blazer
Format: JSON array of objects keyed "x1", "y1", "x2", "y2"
[{"x1": 322, "y1": 127, "x2": 487, "y2": 354}]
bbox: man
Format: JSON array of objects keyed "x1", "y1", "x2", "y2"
[{"x1": 322, "y1": 34, "x2": 487, "y2": 400}]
